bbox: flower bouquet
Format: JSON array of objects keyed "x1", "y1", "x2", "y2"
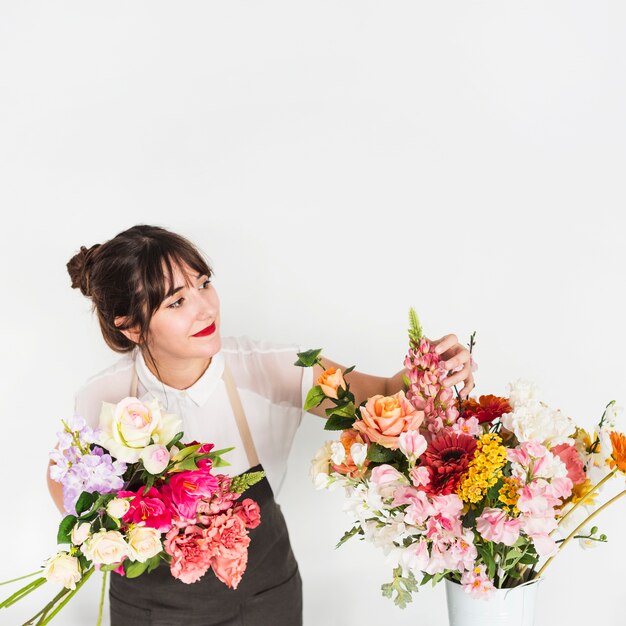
[
  {"x1": 297, "y1": 309, "x2": 625, "y2": 624},
  {"x1": 1, "y1": 397, "x2": 264, "y2": 625}
]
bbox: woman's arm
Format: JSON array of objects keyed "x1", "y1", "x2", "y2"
[{"x1": 306, "y1": 334, "x2": 475, "y2": 418}]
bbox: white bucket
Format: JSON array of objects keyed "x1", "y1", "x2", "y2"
[{"x1": 445, "y1": 577, "x2": 542, "y2": 626}]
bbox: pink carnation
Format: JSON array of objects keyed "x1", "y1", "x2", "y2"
[
  {"x1": 234, "y1": 498, "x2": 261, "y2": 529},
  {"x1": 205, "y1": 511, "x2": 251, "y2": 589},
  {"x1": 164, "y1": 524, "x2": 214, "y2": 584},
  {"x1": 551, "y1": 443, "x2": 586, "y2": 485}
]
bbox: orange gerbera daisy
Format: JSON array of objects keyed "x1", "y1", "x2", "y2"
[
  {"x1": 609, "y1": 431, "x2": 626, "y2": 473},
  {"x1": 462, "y1": 395, "x2": 512, "y2": 424}
]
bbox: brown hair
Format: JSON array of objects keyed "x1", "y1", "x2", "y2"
[{"x1": 67, "y1": 224, "x2": 213, "y2": 354}]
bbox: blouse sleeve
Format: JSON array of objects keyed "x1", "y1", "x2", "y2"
[{"x1": 222, "y1": 336, "x2": 314, "y2": 412}]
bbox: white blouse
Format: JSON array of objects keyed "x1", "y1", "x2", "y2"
[{"x1": 74, "y1": 336, "x2": 314, "y2": 496}]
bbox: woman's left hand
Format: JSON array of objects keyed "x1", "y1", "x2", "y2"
[{"x1": 429, "y1": 334, "x2": 475, "y2": 399}]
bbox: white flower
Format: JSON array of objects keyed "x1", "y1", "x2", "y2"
[
  {"x1": 97, "y1": 397, "x2": 182, "y2": 463},
  {"x1": 126, "y1": 526, "x2": 162, "y2": 563},
  {"x1": 82, "y1": 530, "x2": 129, "y2": 565},
  {"x1": 330, "y1": 441, "x2": 346, "y2": 465},
  {"x1": 501, "y1": 402, "x2": 575, "y2": 446},
  {"x1": 140, "y1": 444, "x2": 171, "y2": 475},
  {"x1": 106, "y1": 498, "x2": 131, "y2": 519},
  {"x1": 506, "y1": 379, "x2": 541, "y2": 408},
  {"x1": 310, "y1": 442, "x2": 333, "y2": 484},
  {"x1": 43, "y1": 552, "x2": 82, "y2": 590},
  {"x1": 70, "y1": 522, "x2": 91, "y2": 546},
  {"x1": 350, "y1": 443, "x2": 368, "y2": 467}
]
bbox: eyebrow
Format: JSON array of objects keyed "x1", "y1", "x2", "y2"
[{"x1": 164, "y1": 273, "x2": 204, "y2": 299}]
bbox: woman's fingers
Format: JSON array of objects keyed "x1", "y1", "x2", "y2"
[
  {"x1": 443, "y1": 361, "x2": 472, "y2": 388},
  {"x1": 431, "y1": 334, "x2": 458, "y2": 356}
]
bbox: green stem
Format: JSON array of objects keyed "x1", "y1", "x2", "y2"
[
  {"x1": 0, "y1": 577, "x2": 47, "y2": 608},
  {"x1": 553, "y1": 469, "x2": 617, "y2": 534},
  {"x1": 0, "y1": 571, "x2": 43, "y2": 586},
  {"x1": 34, "y1": 567, "x2": 94, "y2": 626},
  {"x1": 21, "y1": 588, "x2": 69, "y2": 625},
  {"x1": 96, "y1": 572, "x2": 107, "y2": 626},
  {"x1": 536, "y1": 488, "x2": 626, "y2": 579}
]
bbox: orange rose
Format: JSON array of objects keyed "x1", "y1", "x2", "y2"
[
  {"x1": 317, "y1": 367, "x2": 347, "y2": 400},
  {"x1": 331, "y1": 429, "x2": 370, "y2": 478},
  {"x1": 353, "y1": 391, "x2": 424, "y2": 449}
]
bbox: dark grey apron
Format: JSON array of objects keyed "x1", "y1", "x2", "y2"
[{"x1": 109, "y1": 364, "x2": 302, "y2": 626}]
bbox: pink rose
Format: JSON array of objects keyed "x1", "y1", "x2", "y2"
[
  {"x1": 162, "y1": 469, "x2": 219, "y2": 520},
  {"x1": 234, "y1": 498, "x2": 261, "y2": 529},
  {"x1": 551, "y1": 443, "x2": 586, "y2": 485},
  {"x1": 164, "y1": 524, "x2": 213, "y2": 584},
  {"x1": 353, "y1": 391, "x2": 424, "y2": 449},
  {"x1": 118, "y1": 486, "x2": 172, "y2": 532}
]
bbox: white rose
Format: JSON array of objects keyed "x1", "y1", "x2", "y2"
[
  {"x1": 43, "y1": 552, "x2": 82, "y2": 590},
  {"x1": 70, "y1": 522, "x2": 91, "y2": 546},
  {"x1": 140, "y1": 444, "x2": 171, "y2": 475},
  {"x1": 126, "y1": 526, "x2": 162, "y2": 563},
  {"x1": 82, "y1": 530, "x2": 129, "y2": 565},
  {"x1": 106, "y1": 498, "x2": 131, "y2": 519},
  {"x1": 98, "y1": 397, "x2": 182, "y2": 462}
]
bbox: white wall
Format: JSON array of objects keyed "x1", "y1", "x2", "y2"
[{"x1": 1, "y1": 2, "x2": 624, "y2": 624}]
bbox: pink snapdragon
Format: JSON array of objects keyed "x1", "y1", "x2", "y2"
[
  {"x1": 476, "y1": 508, "x2": 522, "y2": 546},
  {"x1": 461, "y1": 564, "x2": 495, "y2": 599}
]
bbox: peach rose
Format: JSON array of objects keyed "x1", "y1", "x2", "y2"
[
  {"x1": 331, "y1": 429, "x2": 370, "y2": 478},
  {"x1": 353, "y1": 391, "x2": 424, "y2": 449},
  {"x1": 317, "y1": 367, "x2": 347, "y2": 400}
]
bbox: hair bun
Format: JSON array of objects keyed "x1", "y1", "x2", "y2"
[{"x1": 67, "y1": 244, "x2": 101, "y2": 296}]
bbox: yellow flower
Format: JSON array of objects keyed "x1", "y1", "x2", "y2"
[
  {"x1": 569, "y1": 479, "x2": 598, "y2": 507},
  {"x1": 457, "y1": 434, "x2": 507, "y2": 504},
  {"x1": 498, "y1": 476, "x2": 521, "y2": 515}
]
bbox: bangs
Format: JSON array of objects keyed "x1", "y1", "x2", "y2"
[{"x1": 133, "y1": 238, "x2": 212, "y2": 314}]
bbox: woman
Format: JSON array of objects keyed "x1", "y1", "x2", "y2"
[{"x1": 47, "y1": 224, "x2": 474, "y2": 625}]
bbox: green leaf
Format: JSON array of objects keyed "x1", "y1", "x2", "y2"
[
  {"x1": 325, "y1": 401, "x2": 356, "y2": 419},
  {"x1": 170, "y1": 444, "x2": 201, "y2": 463},
  {"x1": 75, "y1": 492, "x2": 96, "y2": 516},
  {"x1": 343, "y1": 365, "x2": 355, "y2": 375},
  {"x1": 335, "y1": 526, "x2": 363, "y2": 549},
  {"x1": 304, "y1": 386, "x2": 326, "y2": 411},
  {"x1": 366, "y1": 443, "x2": 395, "y2": 463},
  {"x1": 99, "y1": 562, "x2": 124, "y2": 572},
  {"x1": 211, "y1": 457, "x2": 231, "y2": 468},
  {"x1": 142, "y1": 475, "x2": 155, "y2": 496},
  {"x1": 102, "y1": 516, "x2": 119, "y2": 531},
  {"x1": 324, "y1": 415, "x2": 355, "y2": 431},
  {"x1": 146, "y1": 555, "x2": 161, "y2": 573},
  {"x1": 173, "y1": 457, "x2": 200, "y2": 472},
  {"x1": 402, "y1": 374, "x2": 411, "y2": 389},
  {"x1": 294, "y1": 349, "x2": 323, "y2": 367},
  {"x1": 166, "y1": 431, "x2": 184, "y2": 449},
  {"x1": 57, "y1": 515, "x2": 77, "y2": 544},
  {"x1": 124, "y1": 560, "x2": 149, "y2": 579},
  {"x1": 381, "y1": 566, "x2": 419, "y2": 609}
]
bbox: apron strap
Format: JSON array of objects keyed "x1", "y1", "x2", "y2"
[
  {"x1": 222, "y1": 364, "x2": 260, "y2": 468},
  {"x1": 130, "y1": 365, "x2": 139, "y2": 398}
]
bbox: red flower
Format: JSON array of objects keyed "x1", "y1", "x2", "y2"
[
  {"x1": 420, "y1": 432, "x2": 477, "y2": 495},
  {"x1": 462, "y1": 395, "x2": 512, "y2": 424}
]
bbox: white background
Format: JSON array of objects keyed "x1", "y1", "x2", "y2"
[{"x1": 1, "y1": 1, "x2": 625, "y2": 624}]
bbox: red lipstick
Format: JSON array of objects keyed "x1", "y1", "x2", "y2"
[{"x1": 192, "y1": 322, "x2": 216, "y2": 337}]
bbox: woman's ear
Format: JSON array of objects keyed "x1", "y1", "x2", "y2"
[{"x1": 114, "y1": 316, "x2": 141, "y2": 344}]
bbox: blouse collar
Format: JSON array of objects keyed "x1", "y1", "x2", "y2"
[{"x1": 134, "y1": 349, "x2": 225, "y2": 407}]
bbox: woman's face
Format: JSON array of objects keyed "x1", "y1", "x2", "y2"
[{"x1": 145, "y1": 263, "x2": 221, "y2": 364}]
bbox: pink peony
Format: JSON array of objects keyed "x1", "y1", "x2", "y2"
[
  {"x1": 551, "y1": 443, "x2": 586, "y2": 485},
  {"x1": 161, "y1": 469, "x2": 219, "y2": 520},
  {"x1": 118, "y1": 486, "x2": 172, "y2": 532},
  {"x1": 164, "y1": 524, "x2": 214, "y2": 584}
]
